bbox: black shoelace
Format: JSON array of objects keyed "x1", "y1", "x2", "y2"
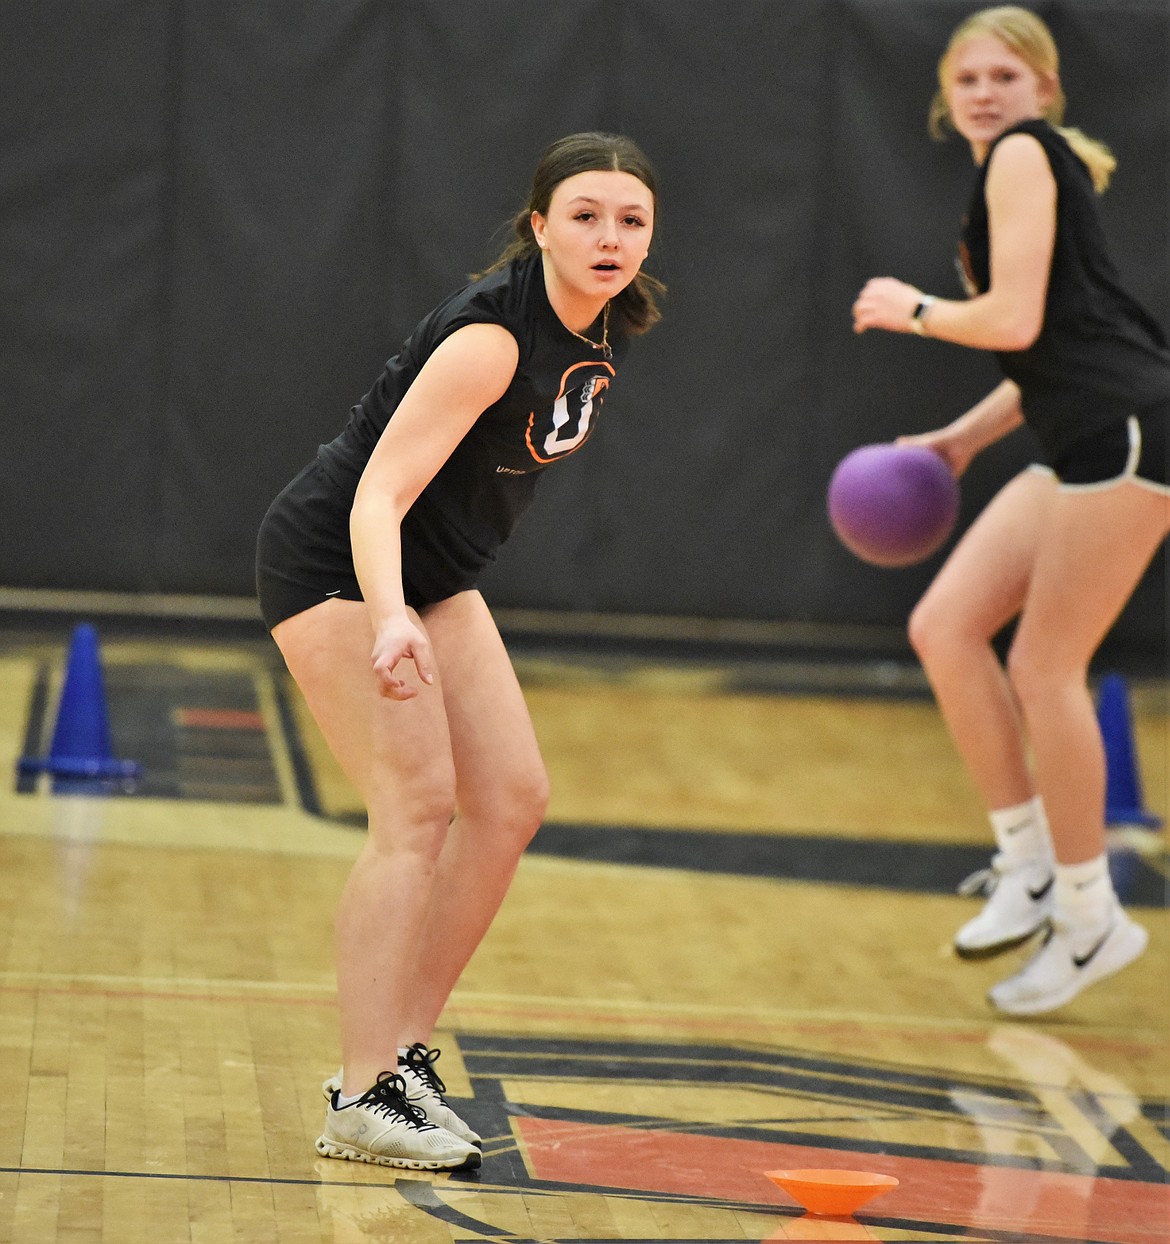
[
  {"x1": 357, "y1": 1071, "x2": 435, "y2": 1129},
  {"x1": 402, "y1": 1043, "x2": 449, "y2": 1097}
]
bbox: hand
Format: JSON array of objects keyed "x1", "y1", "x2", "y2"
[
  {"x1": 369, "y1": 615, "x2": 435, "y2": 701},
  {"x1": 852, "y1": 277, "x2": 922, "y2": 334},
  {"x1": 896, "y1": 429, "x2": 974, "y2": 479}
]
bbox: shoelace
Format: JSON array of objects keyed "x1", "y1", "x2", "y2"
[
  {"x1": 402, "y1": 1043, "x2": 448, "y2": 1097},
  {"x1": 956, "y1": 852, "x2": 1006, "y2": 899},
  {"x1": 358, "y1": 1071, "x2": 436, "y2": 1129}
]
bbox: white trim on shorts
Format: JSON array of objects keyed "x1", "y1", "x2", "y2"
[{"x1": 1035, "y1": 416, "x2": 1170, "y2": 497}]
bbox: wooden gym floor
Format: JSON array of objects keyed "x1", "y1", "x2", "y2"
[{"x1": 1, "y1": 619, "x2": 1167, "y2": 1243}]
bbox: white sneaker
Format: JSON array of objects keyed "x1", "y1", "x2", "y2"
[
  {"x1": 315, "y1": 1072, "x2": 480, "y2": 1170},
  {"x1": 954, "y1": 853, "x2": 1054, "y2": 959},
  {"x1": 988, "y1": 909, "x2": 1149, "y2": 1017},
  {"x1": 323, "y1": 1043, "x2": 481, "y2": 1147}
]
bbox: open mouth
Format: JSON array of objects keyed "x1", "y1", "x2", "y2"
[{"x1": 592, "y1": 262, "x2": 620, "y2": 272}]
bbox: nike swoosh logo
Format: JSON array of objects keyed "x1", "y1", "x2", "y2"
[
  {"x1": 1072, "y1": 926, "x2": 1112, "y2": 969},
  {"x1": 1004, "y1": 821, "x2": 1031, "y2": 835},
  {"x1": 1028, "y1": 876, "x2": 1054, "y2": 901}
]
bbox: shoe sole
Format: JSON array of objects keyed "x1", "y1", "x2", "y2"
[
  {"x1": 315, "y1": 1136, "x2": 481, "y2": 1170},
  {"x1": 989, "y1": 920, "x2": 1149, "y2": 1017},
  {"x1": 323, "y1": 1076, "x2": 483, "y2": 1148},
  {"x1": 954, "y1": 923, "x2": 1048, "y2": 961}
]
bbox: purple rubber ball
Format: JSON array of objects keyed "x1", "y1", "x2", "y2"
[{"x1": 828, "y1": 443, "x2": 960, "y2": 568}]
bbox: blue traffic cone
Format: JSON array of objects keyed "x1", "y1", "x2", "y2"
[
  {"x1": 1096, "y1": 673, "x2": 1161, "y2": 829},
  {"x1": 17, "y1": 623, "x2": 141, "y2": 788}
]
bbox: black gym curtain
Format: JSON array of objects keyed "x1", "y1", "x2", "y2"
[{"x1": 1, "y1": 0, "x2": 1166, "y2": 654}]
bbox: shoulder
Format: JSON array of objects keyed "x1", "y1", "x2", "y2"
[
  {"x1": 430, "y1": 321, "x2": 520, "y2": 382},
  {"x1": 988, "y1": 123, "x2": 1053, "y2": 170},
  {"x1": 456, "y1": 254, "x2": 546, "y2": 338},
  {"x1": 985, "y1": 125, "x2": 1057, "y2": 197}
]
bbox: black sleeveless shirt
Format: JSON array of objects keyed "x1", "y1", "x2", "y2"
[
  {"x1": 958, "y1": 119, "x2": 1170, "y2": 458},
  {"x1": 316, "y1": 252, "x2": 627, "y2": 594}
]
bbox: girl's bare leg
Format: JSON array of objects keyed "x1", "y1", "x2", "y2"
[
  {"x1": 273, "y1": 598, "x2": 456, "y2": 1095},
  {"x1": 398, "y1": 591, "x2": 549, "y2": 1042},
  {"x1": 908, "y1": 468, "x2": 1055, "y2": 809},
  {"x1": 1007, "y1": 481, "x2": 1170, "y2": 864}
]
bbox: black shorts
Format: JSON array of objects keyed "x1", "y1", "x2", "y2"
[
  {"x1": 255, "y1": 459, "x2": 457, "y2": 631},
  {"x1": 1050, "y1": 402, "x2": 1170, "y2": 491}
]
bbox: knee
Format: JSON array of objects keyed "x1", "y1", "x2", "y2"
[
  {"x1": 464, "y1": 762, "x2": 550, "y2": 845},
  {"x1": 368, "y1": 775, "x2": 458, "y2": 866},
  {"x1": 907, "y1": 593, "x2": 954, "y2": 667},
  {"x1": 908, "y1": 588, "x2": 998, "y2": 675},
  {"x1": 906, "y1": 598, "x2": 932, "y2": 663},
  {"x1": 504, "y1": 764, "x2": 551, "y2": 841},
  {"x1": 1005, "y1": 640, "x2": 1067, "y2": 714}
]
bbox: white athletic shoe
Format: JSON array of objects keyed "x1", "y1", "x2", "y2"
[
  {"x1": 315, "y1": 1071, "x2": 480, "y2": 1170},
  {"x1": 988, "y1": 909, "x2": 1149, "y2": 1017},
  {"x1": 954, "y1": 853, "x2": 1054, "y2": 959},
  {"x1": 323, "y1": 1044, "x2": 481, "y2": 1147}
]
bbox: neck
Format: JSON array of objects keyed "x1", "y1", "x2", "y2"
[{"x1": 540, "y1": 259, "x2": 608, "y2": 334}]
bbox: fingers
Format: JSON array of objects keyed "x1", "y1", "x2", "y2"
[
  {"x1": 410, "y1": 640, "x2": 435, "y2": 689},
  {"x1": 851, "y1": 278, "x2": 885, "y2": 333},
  {"x1": 852, "y1": 277, "x2": 918, "y2": 334},
  {"x1": 376, "y1": 670, "x2": 418, "y2": 700},
  {"x1": 371, "y1": 630, "x2": 435, "y2": 701}
]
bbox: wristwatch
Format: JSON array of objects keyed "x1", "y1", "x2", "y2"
[{"x1": 910, "y1": 295, "x2": 936, "y2": 335}]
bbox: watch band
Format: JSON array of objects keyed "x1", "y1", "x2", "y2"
[{"x1": 910, "y1": 295, "x2": 936, "y2": 335}]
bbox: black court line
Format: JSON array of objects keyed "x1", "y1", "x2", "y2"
[
  {"x1": 0, "y1": 1167, "x2": 1124, "y2": 1244},
  {"x1": 307, "y1": 813, "x2": 1167, "y2": 908},
  {"x1": 524, "y1": 821, "x2": 1169, "y2": 909},
  {"x1": 14, "y1": 660, "x2": 50, "y2": 794},
  {"x1": 271, "y1": 672, "x2": 322, "y2": 817}
]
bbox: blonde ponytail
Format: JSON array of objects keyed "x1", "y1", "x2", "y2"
[{"x1": 1056, "y1": 125, "x2": 1116, "y2": 193}]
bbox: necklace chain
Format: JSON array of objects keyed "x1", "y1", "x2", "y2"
[{"x1": 565, "y1": 302, "x2": 611, "y2": 360}]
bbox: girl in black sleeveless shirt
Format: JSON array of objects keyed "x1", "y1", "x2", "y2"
[
  {"x1": 852, "y1": 7, "x2": 1169, "y2": 1018},
  {"x1": 256, "y1": 133, "x2": 663, "y2": 1167}
]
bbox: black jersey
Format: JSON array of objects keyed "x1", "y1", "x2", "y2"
[
  {"x1": 316, "y1": 251, "x2": 627, "y2": 595},
  {"x1": 958, "y1": 119, "x2": 1170, "y2": 458}
]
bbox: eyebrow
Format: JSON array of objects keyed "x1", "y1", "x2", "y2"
[{"x1": 566, "y1": 195, "x2": 652, "y2": 212}]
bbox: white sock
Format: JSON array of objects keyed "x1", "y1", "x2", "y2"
[
  {"x1": 989, "y1": 797, "x2": 1054, "y2": 868},
  {"x1": 1054, "y1": 854, "x2": 1116, "y2": 930},
  {"x1": 335, "y1": 1089, "x2": 364, "y2": 1108}
]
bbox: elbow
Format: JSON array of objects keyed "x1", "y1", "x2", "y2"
[
  {"x1": 997, "y1": 314, "x2": 1043, "y2": 353},
  {"x1": 351, "y1": 478, "x2": 411, "y2": 529}
]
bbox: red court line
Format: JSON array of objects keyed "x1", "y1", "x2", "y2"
[{"x1": 516, "y1": 1118, "x2": 1169, "y2": 1244}]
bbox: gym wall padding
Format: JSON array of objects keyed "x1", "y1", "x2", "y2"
[{"x1": 2, "y1": 1, "x2": 1166, "y2": 654}]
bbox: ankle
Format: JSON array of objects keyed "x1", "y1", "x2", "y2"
[
  {"x1": 989, "y1": 797, "x2": 1053, "y2": 868},
  {"x1": 1054, "y1": 854, "x2": 1117, "y2": 928}
]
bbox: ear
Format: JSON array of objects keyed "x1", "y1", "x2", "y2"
[
  {"x1": 1037, "y1": 71, "x2": 1060, "y2": 113},
  {"x1": 530, "y1": 210, "x2": 548, "y2": 250}
]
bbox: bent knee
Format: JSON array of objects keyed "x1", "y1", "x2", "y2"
[
  {"x1": 1005, "y1": 641, "x2": 1081, "y2": 709},
  {"x1": 906, "y1": 599, "x2": 933, "y2": 660},
  {"x1": 462, "y1": 764, "x2": 550, "y2": 839},
  {"x1": 907, "y1": 594, "x2": 960, "y2": 664},
  {"x1": 366, "y1": 775, "x2": 458, "y2": 855}
]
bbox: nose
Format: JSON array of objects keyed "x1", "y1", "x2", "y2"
[{"x1": 599, "y1": 218, "x2": 620, "y2": 249}]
